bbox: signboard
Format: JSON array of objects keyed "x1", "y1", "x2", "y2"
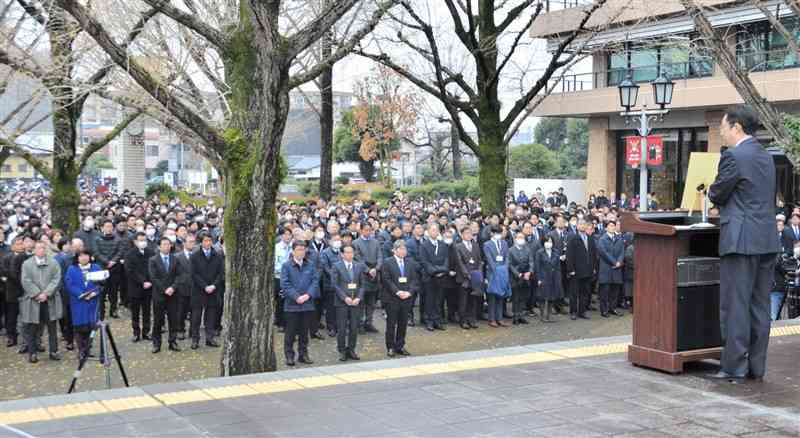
[{"x1": 625, "y1": 135, "x2": 664, "y2": 168}]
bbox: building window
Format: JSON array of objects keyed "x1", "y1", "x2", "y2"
[
  {"x1": 1, "y1": 165, "x2": 10, "y2": 173},
  {"x1": 607, "y1": 39, "x2": 712, "y2": 86},
  {"x1": 18, "y1": 164, "x2": 28, "y2": 173},
  {"x1": 738, "y1": 17, "x2": 800, "y2": 71},
  {"x1": 146, "y1": 145, "x2": 159, "y2": 157}
]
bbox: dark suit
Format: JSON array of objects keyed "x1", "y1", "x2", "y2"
[
  {"x1": 709, "y1": 136, "x2": 781, "y2": 378},
  {"x1": 381, "y1": 256, "x2": 418, "y2": 352},
  {"x1": 174, "y1": 249, "x2": 193, "y2": 335},
  {"x1": 332, "y1": 260, "x2": 366, "y2": 353},
  {"x1": 420, "y1": 238, "x2": 449, "y2": 327},
  {"x1": 451, "y1": 240, "x2": 483, "y2": 325},
  {"x1": 353, "y1": 237, "x2": 382, "y2": 328},
  {"x1": 509, "y1": 243, "x2": 532, "y2": 318},
  {"x1": 596, "y1": 233, "x2": 624, "y2": 315},
  {"x1": 781, "y1": 226, "x2": 799, "y2": 255},
  {"x1": 190, "y1": 248, "x2": 224, "y2": 342},
  {"x1": 319, "y1": 247, "x2": 342, "y2": 334},
  {"x1": 125, "y1": 247, "x2": 154, "y2": 338},
  {"x1": 148, "y1": 252, "x2": 179, "y2": 346},
  {"x1": 566, "y1": 232, "x2": 596, "y2": 316}
]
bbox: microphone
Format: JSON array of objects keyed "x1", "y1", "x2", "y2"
[{"x1": 696, "y1": 183, "x2": 705, "y2": 192}]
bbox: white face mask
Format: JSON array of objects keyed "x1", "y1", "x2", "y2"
[
  {"x1": 166, "y1": 235, "x2": 176, "y2": 243},
  {"x1": 136, "y1": 240, "x2": 148, "y2": 250},
  {"x1": 136, "y1": 227, "x2": 145, "y2": 233},
  {"x1": 315, "y1": 231, "x2": 325, "y2": 240},
  {"x1": 544, "y1": 242, "x2": 553, "y2": 250},
  {"x1": 444, "y1": 238, "x2": 453, "y2": 245},
  {"x1": 145, "y1": 228, "x2": 156, "y2": 237},
  {"x1": 331, "y1": 240, "x2": 342, "y2": 250},
  {"x1": 84, "y1": 220, "x2": 95, "y2": 230},
  {"x1": 493, "y1": 234, "x2": 502, "y2": 241},
  {"x1": 515, "y1": 239, "x2": 526, "y2": 247}
]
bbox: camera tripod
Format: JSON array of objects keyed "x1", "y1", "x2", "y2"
[{"x1": 67, "y1": 320, "x2": 129, "y2": 394}]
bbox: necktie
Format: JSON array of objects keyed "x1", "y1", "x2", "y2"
[
  {"x1": 795, "y1": 226, "x2": 798, "y2": 240},
  {"x1": 434, "y1": 241, "x2": 438, "y2": 256},
  {"x1": 582, "y1": 235, "x2": 588, "y2": 250},
  {"x1": 399, "y1": 259, "x2": 404, "y2": 277},
  {"x1": 346, "y1": 263, "x2": 353, "y2": 281},
  {"x1": 163, "y1": 255, "x2": 169, "y2": 271},
  {"x1": 465, "y1": 241, "x2": 471, "y2": 252}
]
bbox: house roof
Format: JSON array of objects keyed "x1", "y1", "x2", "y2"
[{"x1": 286, "y1": 155, "x2": 321, "y2": 171}]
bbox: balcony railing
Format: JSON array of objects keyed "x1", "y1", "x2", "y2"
[{"x1": 737, "y1": 48, "x2": 800, "y2": 72}]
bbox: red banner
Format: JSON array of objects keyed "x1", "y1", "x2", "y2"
[{"x1": 625, "y1": 135, "x2": 663, "y2": 168}]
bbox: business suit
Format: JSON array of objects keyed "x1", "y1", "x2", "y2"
[
  {"x1": 125, "y1": 247, "x2": 153, "y2": 339},
  {"x1": 596, "y1": 233, "x2": 625, "y2": 316},
  {"x1": 381, "y1": 256, "x2": 417, "y2": 353},
  {"x1": 353, "y1": 237, "x2": 382, "y2": 330},
  {"x1": 190, "y1": 248, "x2": 224, "y2": 344},
  {"x1": 319, "y1": 247, "x2": 342, "y2": 335},
  {"x1": 332, "y1": 260, "x2": 366, "y2": 354},
  {"x1": 548, "y1": 228, "x2": 571, "y2": 312},
  {"x1": 781, "y1": 226, "x2": 798, "y2": 255},
  {"x1": 174, "y1": 249, "x2": 193, "y2": 336},
  {"x1": 483, "y1": 238, "x2": 510, "y2": 322},
  {"x1": 451, "y1": 239, "x2": 483, "y2": 326},
  {"x1": 508, "y1": 243, "x2": 532, "y2": 321},
  {"x1": 709, "y1": 136, "x2": 780, "y2": 379},
  {"x1": 308, "y1": 239, "x2": 328, "y2": 335},
  {"x1": 280, "y1": 257, "x2": 320, "y2": 361},
  {"x1": 565, "y1": 232, "x2": 596, "y2": 317},
  {"x1": 148, "y1": 252, "x2": 179, "y2": 348},
  {"x1": 419, "y1": 238, "x2": 449, "y2": 328}
]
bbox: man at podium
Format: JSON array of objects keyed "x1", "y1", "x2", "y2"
[{"x1": 707, "y1": 106, "x2": 780, "y2": 383}]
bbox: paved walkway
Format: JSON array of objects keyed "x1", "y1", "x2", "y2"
[{"x1": 1, "y1": 322, "x2": 800, "y2": 437}]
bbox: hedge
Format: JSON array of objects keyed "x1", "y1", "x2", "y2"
[{"x1": 401, "y1": 176, "x2": 480, "y2": 200}]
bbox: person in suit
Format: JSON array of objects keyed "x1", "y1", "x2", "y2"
[
  {"x1": 332, "y1": 244, "x2": 365, "y2": 362},
  {"x1": 148, "y1": 237, "x2": 181, "y2": 353},
  {"x1": 565, "y1": 219, "x2": 596, "y2": 320},
  {"x1": 280, "y1": 240, "x2": 319, "y2": 366},
  {"x1": 707, "y1": 106, "x2": 781, "y2": 383},
  {"x1": 64, "y1": 249, "x2": 102, "y2": 361},
  {"x1": 441, "y1": 229, "x2": 460, "y2": 323},
  {"x1": 381, "y1": 240, "x2": 417, "y2": 357},
  {"x1": 508, "y1": 233, "x2": 531, "y2": 325},
  {"x1": 483, "y1": 226, "x2": 511, "y2": 327},
  {"x1": 547, "y1": 215, "x2": 570, "y2": 315},
  {"x1": 319, "y1": 234, "x2": 343, "y2": 338},
  {"x1": 420, "y1": 224, "x2": 449, "y2": 331},
  {"x1": 307, "y1": 226, "x2": 327, "y2": 339},
  {"x1": 125, "y1": 232, "x2": 153, "y2": 343},
  {"x1": 353, "y1": 222, "x2": 382, "y2": 333},
  {"x1": 596, "y1": 221, "x2": 625, "y2": 318},
  {"x1": 451, "y1": 227, "x2": 482, "y2": 329},
  {"x1": 174, "y1": 234, "x2": 195, "y2": 340},
  {"x1": 190, "y1": 234, "x2": 225, "y2": 349},
  {"x1": 536, "y1": 236, "x2": 563, "y2": 322},
  {"x1": 20, "y1": 241, "x2": 63, "y2": 363},
  {"x1": 3, "y1": 236, "x2": 27, "y2": 348},
  {"x1": 403, "y1": 223, "x2": 425, "y2": 326},
  {"x1": 781, "y1": 214, "x2": 800, "y2": 255}
]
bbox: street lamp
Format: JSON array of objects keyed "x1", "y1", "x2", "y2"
[{"x1": 618, "y1": 73, "x2": 673, "y2": 212}]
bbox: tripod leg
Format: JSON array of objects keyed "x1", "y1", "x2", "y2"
[
  {"x1": 105, "y1": 324, "x2": 130, "y2": 387},
  {"x1": 68, "y1": 330, "x2": 97, "y2": 394}
]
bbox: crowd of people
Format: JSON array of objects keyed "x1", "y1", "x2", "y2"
[{"x1": 0, "y1": 185, "x2": 647, "y2": 367}]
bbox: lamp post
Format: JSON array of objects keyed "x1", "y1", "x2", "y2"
[{"x1": 618, "y1": 73, "x2": 674, "y2": 212}]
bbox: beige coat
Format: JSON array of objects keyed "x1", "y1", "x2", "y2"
[{"x1": 20, "y1": 256, "x2": 62, "y2": 324}]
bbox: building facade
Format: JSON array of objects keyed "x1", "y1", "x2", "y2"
[{"x1": 531, "y1": 0, "x2": 800, "y2": 208}]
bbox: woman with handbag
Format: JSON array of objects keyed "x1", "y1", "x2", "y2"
[
  {"x1": 64, "y1": 250, "x2": 103, "y2": 360},
  {"x1": 484, "y1": 226, "x2": 511, "y2": 327}
]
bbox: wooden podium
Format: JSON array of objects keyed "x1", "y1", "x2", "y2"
[{"x1": 621, "y1": 211, "x2": 723, "y2": 373}]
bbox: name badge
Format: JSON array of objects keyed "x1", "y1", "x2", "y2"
[
  {"x1": 398, "y1": 276, "x2": 408, "y2": 284},
  {"x1": 347, "y1": 283, "x2": 357, "y2": 290},
  {"x1": 496, "y1": 256, "x2": 504, "y2": 262},
  {"x1": 469, "y1": 258, "x2": 475, "y2": 264}
]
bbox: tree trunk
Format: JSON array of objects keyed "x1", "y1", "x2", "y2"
[
  {"x1": 51, "y1": 168, "x2": 80, "y2": 235},
  {"x1": 319, "y1": 31, "x2": 334, "y2": 201},
  {"x1": 477, "y1": 129, "x2": 507, "y2": 215},
  {"x1": 220, "y1": 4, "x2": 288, "y2": 375},
  {"x1": 451, "y1": 120, "x2": 461, "y2": 179}
]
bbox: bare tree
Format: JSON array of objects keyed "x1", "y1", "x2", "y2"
[
  {"x1": 55, "y1": 0, "x2": 398, "y2": 375},
  {"x1": 357, "y1": 0, "x2": 612, "y2": 213},
  {"x1": 0, "y1": 1, "x2": 148, "y2": 233}
]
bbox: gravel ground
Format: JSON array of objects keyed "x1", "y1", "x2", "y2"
[{"x1": 0, "y1": 303, "x2": 632, "y2": 400}]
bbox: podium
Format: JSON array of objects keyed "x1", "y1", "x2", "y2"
[{"x1": 621, "y1": 211, "x2": 723, "y2": 373}]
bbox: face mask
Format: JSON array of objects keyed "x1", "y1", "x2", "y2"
[
  {"x1": 136, "y1": 226, "x2": 145, "y2": 233},
  {"x1": 80, "y1": 263, "x2": 90, "y2": 270},
  {"x1": 136, "y1": 240, "x2": 148, "y2": 250},
  {"x1": 443, "y1": 238, "x2": 453, "y2": 245},
  {"x1": 331, "y1": 241, "x2": 342, "y2": 250},
  {"x1": 339, "y1": 218, "x2": 347, "y2": 225},
  {"x1": 145, "y1": 228, "x2": 156, "y2": 237},
  {"x1": 84, "y1": 220, "x2": 95, "y2": 230},
  {"x1": 515, "y1": 239, "x2": 526, "y2": 247},
  {"x1": 493, "y1": 234, "x2": 502, "y2": 241},
  {"x1": 544, "y1": 242, "x2": 553, "y2": 250},
  {"x1": 166, "y1": 235, "x2": 176, "y2": 243},
  {"x1": 315, "y1": 231, "x2": 325, "y2": 240}
]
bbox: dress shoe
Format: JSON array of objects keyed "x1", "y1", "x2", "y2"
[
  {"x1": 434, "y1": 324, "x2": 446, "y2": 331},
  {"x1": 610, "y1": 310, "x2": 622, "y2": 317},
  {"x1": 152, "y1": 345, "x2": 161, "y2": 354},
  {"x1": 310, "y1": 332, "x2": 325, "y2": 340},
  {"x1": 460, "y1": 322, "x2": 470, "y2": 330},
  {"x1": 601, "y1": 313, "x2": 609, "y2": 318},
  {"x1": 425, "y1": 324, "x2": 435, "y2": 332},
  {"x1": 570, "y1": 314, "x2": 578, "y2": 321},
  {"x1": 746, "y1": 373, "x2": 764, "y2": 382},
  {"x1": 347, "y1": 350, "x2": 360, "y2": 361},
  {"x1": 513, "y1": 319, "x2": 520, "y2": 325},
  {"x1": 65, "y1": 342, "x2": 75, "y2": 351},
  {"x1": 177, "y1": 332, "x2": 186, "y2": 341},
  {"x1": 49, "y1": 352, "x2": 61, "y2": 361},
  {"x1": 142, "y1": 334, "x2": 152, "y2": 341},
  {"x1": 706, "y1": 371, "x2": 745, "y2": 383},
  {"x1": 497, "y1": 321, "x2": 508, "y2": 327},
  {"x1": 18, "y1": 345, "x2": 28, "y2": 354},
  {"x1": 488, "y1": 321, "x2": 499, "y2": 328},
  {"x1": 6, "y1": 338, "x2": 17, "y2": 348},
  {"x1": 206, "y1": 339, "x2": 220, "y2": 348},
  {"x1": 28, "y1": 353, "x2": 38, "y2": 364},
  {"x1": 328, "y1": 329, "x2": 337, "y2": 338},
  {"x1": 131, "y1": 335, "x2": 141, "y2": 343},
  {"x1": 364, "y1": 324, "x2": 379, "y2": 333},
  {"x1": 286, "y1": 356, "x2": 296, "y2": 366},
  {"x1": 168, "y1": 342, "x2": 181, "y2": 352},
  {"x1": 339, "y1": 352, "x2": 348, "y2": 362},
  {"x1": 387, "y1": 349, "x2": 396, "y2": 358},
  {"x1": 518, "y1": 318, "x2": 529, "y2": 324},
  {"x1": 468, "y1": 321, "x2": 479, "y2": 329},
  {"x1": 37, "y1": 344, "x2": 45, "y2": 352},
  {"x1": 408, "y1": 318, "x2": 416, "y2": 327},
  {"x1": 298, "y1": 354, "x2": 313, "y2": 364},
  {"x1": 396, "y1": 348, "x2": 411, "y2": 356},
  {"x1": 191, "y1": 340, "x2": 199, "y2": 350},
  {"x1": 578, "y1": 313, "x2": 590, "y2": 320}
]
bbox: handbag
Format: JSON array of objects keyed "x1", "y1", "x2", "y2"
[{"x1": 469, "y1": 270, "x2": 484, "y2": 297}]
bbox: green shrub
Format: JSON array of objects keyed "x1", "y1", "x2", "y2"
[
  {"x1": 147, "y1": 183, "x2": 176, "y2": 199},
  {"x1": 401, "y1": 177, "x2": 479, "y2": 200},
  {"x1": 335, "y1": 175, "x2": 349, "y2": 185},
  {"x1": 297, "y1": 181, "x2": 319, "y2": 197}
]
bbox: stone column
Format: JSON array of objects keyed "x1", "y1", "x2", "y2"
[
  {"x1": 587, "y1": 116, "x2": 617, "y2": 196},
  {"x1": 119, "y1": 118, "x2": 146, "y2": 195},
  {"x1": 705, "y1": 111, "x2": 725, "y2": 153}
]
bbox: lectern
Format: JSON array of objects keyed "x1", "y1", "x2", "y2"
[{"x1": 621, "y1": 211, "x2": 723, "y2": 373}]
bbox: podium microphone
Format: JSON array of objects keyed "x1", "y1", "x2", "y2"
[{"x1": 696, "y1": 183, "x2": 706, "y2": 193}]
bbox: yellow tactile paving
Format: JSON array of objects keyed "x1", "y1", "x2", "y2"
[
  {"x1": 46, "y1": 401, "x2": 108, "y2": 419},
  {"x1": 3, "y1": 325, "x2": 800, "y2": 426},
  {"x1": 154, "y1": 389, "x2": 213, "y2": 405}
]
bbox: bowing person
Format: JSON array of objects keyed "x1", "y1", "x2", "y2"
[
  {"x1": 381, "y1": 240, "x2": 417, "y2": 357},
  {"x1": 190, "y1": 234, "x2": 224, "y2": 350},
  {"x1": 420, "y1": 224, "x2": 449, "y2": 331},
  {"x1": 452, "y1": 227, "x2": 482, "y2": 329},
  {"x1": 332, "y1": 244, "x2": 366, "y2": 362},
  {"x1": 64, "y1": 249, "x2": 102, "y2": 361},
  {"x1": 126, "y1": 232, "x2": 153, "y2": 343},
  {"x1": 280, "y1": 240, "x2": 320, "y2": 367},
  {"x1": 536, "y1": 236, "x2": 563, "y2": 323},
  {"x1": 509, "y1": 233, "x2": 531, "y2": 325},
  {"x1": 597, "y1": 220, "x2": 625, "y2": 318},
  {"x1": 149, "y1": 237, "x2": 181, "y2": 353}
]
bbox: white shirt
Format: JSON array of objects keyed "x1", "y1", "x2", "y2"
[{"x1": 734, "y1": 135, "x2": 753, "y2": 148}]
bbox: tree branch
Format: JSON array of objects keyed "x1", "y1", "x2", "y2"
[
  {"x1": 0, "y1": 138, "x2": 53, "y2": 180},
  {"x1": 140, "y1": 0, "x2": 227, "y2": 48},
  {"x1": 15, "y1": 0, "x2": 46, "y2": 26},
  {"x1": 496, "y1": 0, "x2": 537, "y2": 33},
  {"x1": 286, "y1": 0, "x2": 362, "y2": 59},
  {"x1": 489, "y1": 1, "x2": 543, "y2": 88},
  {"x1": 751, "y1": 1, "x2": 800, "y2": 58},
  {"x1": 76, "y1": 110, "x2": 142, "y2": 171}
]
